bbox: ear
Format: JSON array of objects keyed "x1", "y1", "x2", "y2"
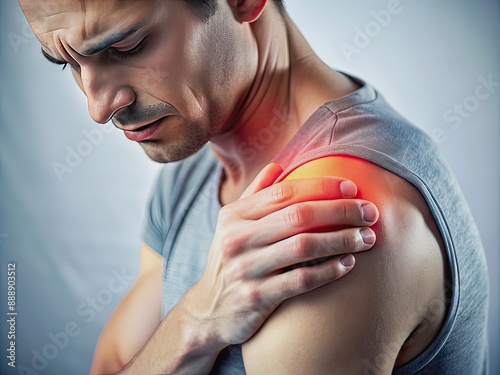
[{"x1": 229, "y1": 0, "x2": 268, "y2": 23}]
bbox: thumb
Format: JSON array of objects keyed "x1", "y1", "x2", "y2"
[{"x1": 240, "y1": 163, "x2": 283, "y2": 199}]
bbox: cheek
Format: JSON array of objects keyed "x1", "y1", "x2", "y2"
[
  {"x1": 175, "y1": 24, "x2": 243, "y2": 120},
  {"x1": 137, "y1": 56, "x2": 177, "y2": 98},
  {"x1": 130, "y1": 22, "x2": 203, "y2": 109},
  {"x1": 139, "y1": 52, "x2": 205, "y2": 117}
]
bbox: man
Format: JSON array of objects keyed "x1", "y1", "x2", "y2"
[{"x1": 18, "y1": 0, "x2": 489, "y2": 374}]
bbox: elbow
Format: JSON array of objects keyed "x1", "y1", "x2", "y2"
[
  {"x1": 89, "y1": 341, "x2": 127, "y2": 375},
  {"x1": 90, "y1": 359, "x2": 125, "y2": 375}
]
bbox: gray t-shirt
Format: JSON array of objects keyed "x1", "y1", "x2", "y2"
[{"x1": 143, "y1": 74, "x2": 489, "y2": 374}]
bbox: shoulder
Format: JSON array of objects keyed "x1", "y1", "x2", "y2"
[
  {"x1": 276, "y1": 85, "x2": 440, "y2": 183},
  {"x1": 242, "y1": 155, "x2": 448, "y2": 373}
]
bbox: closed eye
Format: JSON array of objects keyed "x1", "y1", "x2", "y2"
[
  {"x1": 109, "y1": 36, "x2": 148, "y2": 58},
  {"x1": 41, "y1": 48, "x2": 68, "y2": 70}
]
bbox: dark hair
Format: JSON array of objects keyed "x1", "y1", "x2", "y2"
[{"x1": 184, "y1": 0, "x2": 285, "y2": 20}]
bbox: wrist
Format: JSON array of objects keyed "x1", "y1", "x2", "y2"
[{"x1": 173, "y1": 285, "x2": 227, "y2": 369}]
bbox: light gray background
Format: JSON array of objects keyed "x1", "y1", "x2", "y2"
[{"x1": 1, "y1": 1, "x2": 498, "y2": 374}]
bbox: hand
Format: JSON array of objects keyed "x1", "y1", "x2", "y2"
[{"x1": 187, "y1": 163, "x2": 379, "y2": 348}]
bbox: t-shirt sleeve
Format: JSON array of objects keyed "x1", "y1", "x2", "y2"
[{"x1": 141, "y1": 167, "x2": 171, "y2": 255}]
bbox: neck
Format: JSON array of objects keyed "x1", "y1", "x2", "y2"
[{"x1": 210, "y1": 10, "x2": 359, "y2": 204}]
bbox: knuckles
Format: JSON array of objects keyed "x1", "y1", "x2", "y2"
[
  {"x1": 225, "y1": 256, "x2": 249, "y2": 280},
  {"x1": 316, "y1": 176, "x2": 334, "y2": 197},
  {"x1": 220, "y1": 230, "x2": 245, "y2": 259},
  {"x1": 217, "y1": 205, "x2": 251, "y2": 260},
  {"x1": 338, "y1": 200, "x2": 350, "y2": 221},
  {"x1": 242, "y1": 284, "x2": 262, "y2": 306},
  {"x1": 271, "y1": 181, "x2": 296, "y2": 204},
  {"x1": 290, "y1": 233, "x2": 313, "y2": 259},
  {"x1": 342, "y1": 230, "x2": 355, "y2": 251},
  {"x1": 284, "y1": 203, "x2": 314, "y2": 228},
  {"x1": 293, "y1": 268, "x2": 316, "y2": 292},
  {"x1": 217, "y1": 204, "x2": 236, "y2": 226},
  {"x1": 337, "y1": 200, "x2": 365, "y2": 223}
]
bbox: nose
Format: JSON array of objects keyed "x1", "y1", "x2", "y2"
[{"x1": 79, "y1": 65, "x2": 135, "y2": 124}]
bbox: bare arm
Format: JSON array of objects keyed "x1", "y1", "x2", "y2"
[
  {"x1": 90, "y1": 243, "x2": 164, "y2": 374},
  {"x1": 242, "y1": 156, "x2": 448, "y2": 374},
  {"x1": 91, "y1": 164, "x2": 381, "y2": 374},
  {"x1": 90, "y1": 243, "x2": 229, "y2": 375}
]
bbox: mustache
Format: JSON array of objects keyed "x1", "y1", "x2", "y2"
[{"x1": 112, "y1": 103, "x2": 177, "y2": 126}]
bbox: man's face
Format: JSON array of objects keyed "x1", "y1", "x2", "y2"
[{"x1": 19, "y1": 0, "x2": 257, "y2": 162}]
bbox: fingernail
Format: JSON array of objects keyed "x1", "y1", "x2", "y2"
[
  {"x1": 360, "y1": 228, "x2": 376, "y2": 245},
  {"x1": 361, "y1": 203, "x2": 377, "y2": 222},
  {"x1": 341, "y1": 254, "x2": 355, "y2": 267},
  {"x1": 340, "y1": 180, "x2": 356, "y2": 197}
]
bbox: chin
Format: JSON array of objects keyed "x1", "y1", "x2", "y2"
[{"x1": 140, "y1": 137, "x2": 209, "y2": 164}]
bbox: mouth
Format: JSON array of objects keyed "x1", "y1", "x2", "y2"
[{"x1": 121, "y1": 117, "x2": 166, "y2": 142}]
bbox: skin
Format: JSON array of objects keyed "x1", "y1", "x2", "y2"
[
  {"x1": 20, "y1": 0, "x2": 358, "y2": 197},
  {"x1": 19, "y1": 0, "x2": 449, "y2": 374},
  {"x1": 243, "y1": 157, "x2": 448, "y2": 374}
]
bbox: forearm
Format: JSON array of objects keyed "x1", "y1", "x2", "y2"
[
  {"x1": 118, "y1": 286, "x2": 225, "y2": 375},
  {"x1": 90, "y1": 265, "x2": 226, "y2": 375}
]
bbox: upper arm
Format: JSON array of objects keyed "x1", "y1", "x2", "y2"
[
  {"x1": 242, "y1": 156, "x2": 448, "y2": 374},
  {"x1": 90, "y1": 243, "x2": 164, "y2": 375}
]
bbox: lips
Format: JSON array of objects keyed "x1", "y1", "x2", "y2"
[{"x1": 122, "y1": 117, "x2": 165, "y2": 142}]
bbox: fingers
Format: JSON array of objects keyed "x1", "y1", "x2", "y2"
[
  {"x1": 259, "y1": 255, "x2": 355, "y2": 306},
  {"x1": 248, "y1": 199, "x2": 379, "y2": 246},
  {"x1": 240, "y1": 163, "x2": 284, "y2": 199},
  {"x1": 246, "y1": 228, "x2": 375, "y2": 277},
  {"x1": 237, "y1": 177, "x2": 358, "y2": 220}
]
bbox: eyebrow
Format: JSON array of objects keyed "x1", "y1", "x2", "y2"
[{"x1": 40, "y1": 23, "x2": 146, "y2": 64}]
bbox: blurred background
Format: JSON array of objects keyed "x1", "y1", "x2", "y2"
[{"x1": 1, "y1": 0, "x2": 498, "y2": 374}]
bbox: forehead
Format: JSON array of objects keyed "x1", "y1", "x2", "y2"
[{"x1": 19, "y1": 0, "x2": 156, "y2": 50}]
